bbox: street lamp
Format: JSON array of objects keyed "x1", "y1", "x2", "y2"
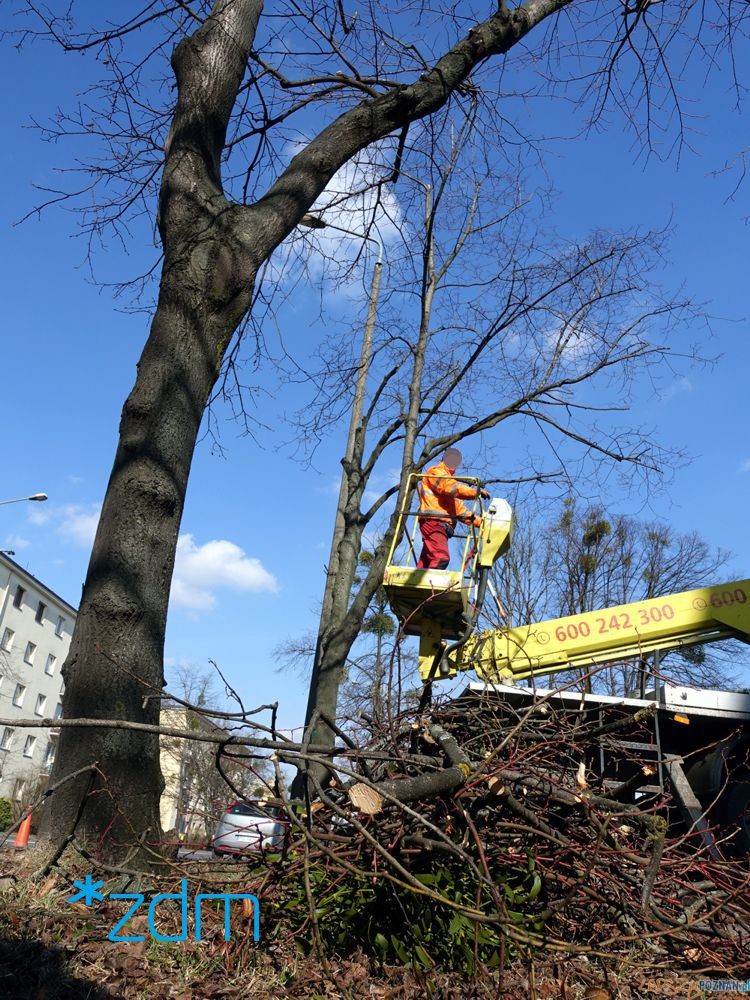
[
  {"x1": 299, "y1": 213, "x2": 383, "y2": 266},
  {"x1": 298, "y1": 211, "x2": 384, "y2": 712},
  {"x1": 299, "y1": 213, "x2": 327, "y2": 229},
  {"x1": 0, "y1": 493, "x2": 48, "y2": 506},
  {"x1": 298, "y1": 213, "x2": 383, "y2": 543}
]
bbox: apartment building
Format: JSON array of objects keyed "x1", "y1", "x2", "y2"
[
  {"x1": 160, "y1": 704, "x2": 269, "y2": 843},
  {"x1": 0, "y1": 552, "x2": 74, "y2": 802},
  {"x1": 0, "y1": 552, "x2": 263, "y2": 826},
  {"x1": 160, "y1": 705, "x2": 235, "y2": 842}
]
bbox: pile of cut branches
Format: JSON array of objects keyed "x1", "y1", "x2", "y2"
[
  {"x1": 3, "y1": 687, "x2": 748, "y2": 991},
  {"x1": 268, "y1": 690, "x2": 750, "y2": 976}
]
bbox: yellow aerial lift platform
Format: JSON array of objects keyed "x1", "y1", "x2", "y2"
[{"x1": 382, "y1": 476, "x2": 512, "y2": 662}]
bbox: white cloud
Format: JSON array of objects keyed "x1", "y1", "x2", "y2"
[
  {"x1": 307, "y1": 155, "x2": 402, "y2": 258},
  {"x1": 58, "y1": 504, "x2": 101, "y2": 548},
  {"x1": 171, "y1": 534, "x2": 279, "y2": 613},
  {"x1": 4, "y1": 534, "x2": 30, "y2": 551},
  {"x1": 276, "y1": 142, "x2": 402, "y2": 291},
  {"x1": 28, "y1": 500, "x2": 277, "y2": 615},
  {"x1": 314, "y1": 477, "x2": 344, "y2": 498},
  {"x1": 18, "y1": 502, "x2": 100, "y2": 546},
  {"x1": 739, "y1": 459, "x2": 750, "y2": 474},
  {"x1": 27, "y1": 507, "x2": 52, "y2": 526},
  {"x1": 661, "y1": 377, "x2": 693, "y2": 401},
  {"x1": 543, "y1": 324, "x2": 597, "y2": 363}
]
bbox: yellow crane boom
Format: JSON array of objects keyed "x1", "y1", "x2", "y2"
[{"x1": 432, "y1": 580, "x2": 750, "y2": 681}]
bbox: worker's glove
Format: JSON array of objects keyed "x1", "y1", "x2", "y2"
[{"x1": 479, "y1": 488, "x2": 490, "y2": 500}]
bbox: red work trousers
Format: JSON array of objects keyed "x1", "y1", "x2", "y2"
[{"x1": 417, "y1": 519, "x2": 451, "y2": 569}]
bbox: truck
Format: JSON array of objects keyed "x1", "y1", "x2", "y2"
[{"x1": 383, "y1": 482, "x2": 750, "y2": 855}]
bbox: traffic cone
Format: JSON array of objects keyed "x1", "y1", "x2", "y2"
[{"x1": 14, "y1": 813, "x2": 32, "y2": 850}]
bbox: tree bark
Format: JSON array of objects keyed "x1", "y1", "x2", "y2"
[
  {"x1": 347, "y1": 724, "x2": 473, "y2": 814},
  {"x1": 39, "y1": 0, "x2": 266, "y2": 858}
]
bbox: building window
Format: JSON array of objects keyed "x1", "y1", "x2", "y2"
[
  {"x1": 24, "y1": 641, "x2": 36, "y2": 665},
  {"x1": 1, "y1": 628, "x2": 13, "y2": 652},
  {"x1": 22, "y1": 735, "x2": 36, "y2": 758},
  {"x1": 54, "y1": 702, "x2": 63, "y2": 720},
  {"x1": 12, "y1": 684, "x2": 26, "y2": 708},
  {"x1": 13, "y1": 585, "x2": 25, "y2": 609},
  {"x1": 44, "y1": 741, "x2": 56, "y2": 767},
  {"x1": 0, "y1": 728, "x2": 14, "y2": 751},
  {"x1": 35, "y1": 694, "x2": 47, "y2": 717},
  {"x1": 55, "y1": 615, "x2": 66, "y2": 638},
  {"x1": 45, "y1": 653, "x2": 56, "y2": 676},
  {"x1": 36, "y1": 601, "x2": 47, "y2": 624}
]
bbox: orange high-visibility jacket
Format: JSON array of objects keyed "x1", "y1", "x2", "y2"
[{"x1": 417, "y1": 461, "x2": 482, "y2": 528}]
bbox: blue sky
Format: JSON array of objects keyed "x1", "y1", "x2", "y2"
[{"x1": 1, "y1": 9, "x2": 749, "y2": 731}]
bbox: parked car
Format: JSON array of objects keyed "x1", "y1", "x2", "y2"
[{"x1": 211, "y1": 800, "x2": 287, "y2": 856}]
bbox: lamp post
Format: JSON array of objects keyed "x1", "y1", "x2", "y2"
[
  {"x1": 0, "y1": 495, "x2": 47, "y2": 557},
  {"x1": 0, "y1": 494, "x2": 48, "y2": 506},
  {"x1": 298, "y1": 214, "x2": 383, "y2": 743},
  {"x1": 300, "y1": 215, "x2": 383, "y2": 618}
]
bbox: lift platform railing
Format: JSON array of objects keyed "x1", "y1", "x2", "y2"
[
  {"x1": 382, "y1": 473, "x2": 484, "y2": 640},
  {"x1": 385, "y1": 472, "x2": 483, "y2": 569}
]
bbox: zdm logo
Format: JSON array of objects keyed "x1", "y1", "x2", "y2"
[{"x1": 68, "y1": 875, "x2": 260, "y2": 943}]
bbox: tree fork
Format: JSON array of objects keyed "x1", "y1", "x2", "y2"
[{"x1": 34, "y1": 0, "x2": 578, "y2": 858}]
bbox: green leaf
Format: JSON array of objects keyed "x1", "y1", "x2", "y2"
[
  {"x1": 448, "y1": 913, "x2": 467, "y2": 940},
  {"x1": 373, "y1": 932, "x2": 388, "y2": 954},
  {"x1": 528, "y1": 874, "x2": 542, "y2": 900},
  {"x1": 414, "y1": 944, "x2": 433, "y2": 968},
  {"x1": 415, "y1": 873, "x2": 438, "y2": 887},
  {"x1": 390, "y1": 934, "x2": 409, "y2": 962}
]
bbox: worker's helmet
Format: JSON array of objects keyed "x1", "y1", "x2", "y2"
[{"x1": 443, "y1": 447, "x2": 461, "y2": 470}]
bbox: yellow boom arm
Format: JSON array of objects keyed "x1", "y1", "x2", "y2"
[{"x1": 423, "y1": 580, "x2": 750, "y2": 681}]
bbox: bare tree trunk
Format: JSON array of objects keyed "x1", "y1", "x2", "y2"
[{"x1": 38, "y1": 0, "x2": 265, "y2": 858}]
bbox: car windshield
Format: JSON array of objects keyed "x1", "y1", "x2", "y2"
[{"x1": 228, "y1": 802, "x2": 274, "y2": 818}]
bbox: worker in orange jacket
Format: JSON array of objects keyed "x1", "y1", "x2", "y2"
[{"x1": 416, "y1": 448, "x2": 489, "y2": 569}]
